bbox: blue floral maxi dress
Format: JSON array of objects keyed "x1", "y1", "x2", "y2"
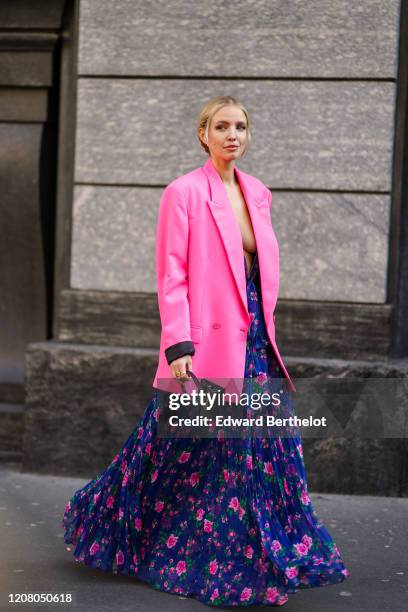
[{"x1": 62, "y1": 253, "x2": 350, "y2": 607}]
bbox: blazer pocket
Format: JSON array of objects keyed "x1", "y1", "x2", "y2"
[{"x1": 190, "y1": 325, "x2": 203, "y2": 344}]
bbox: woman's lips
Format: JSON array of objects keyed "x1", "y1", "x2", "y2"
[{"x1": 225, "y1": 146, "x2": 239, "y2": 150}]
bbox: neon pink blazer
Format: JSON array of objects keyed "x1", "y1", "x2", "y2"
[{"x1": 152, "y1": 156, "x2": 296, "y2": 396}]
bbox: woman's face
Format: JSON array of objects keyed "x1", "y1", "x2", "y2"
[{"x1": 201, "y1": 105, "x2": 248, "y2": 162}]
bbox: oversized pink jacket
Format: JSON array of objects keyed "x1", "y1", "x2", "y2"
[{"x1": 152, "y1": 156, "x2": 296, "y2": 396}]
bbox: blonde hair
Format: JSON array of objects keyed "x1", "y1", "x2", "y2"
[{"x1": 197, "y1": 95, "x2": 251, "y2": 155}]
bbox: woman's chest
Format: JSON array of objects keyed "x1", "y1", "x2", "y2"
[
  {"x1": 224, "y1": 185, "x2": 257, "y2": 268},
  {"x1": 187, "y1": 188, "x2": 275, "y2": 262}
]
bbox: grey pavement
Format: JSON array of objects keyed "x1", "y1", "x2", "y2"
[{"x1": 0, "y1": 464, "x2": 407, "y2": 612}]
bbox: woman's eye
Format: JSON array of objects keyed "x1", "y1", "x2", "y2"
[{"x1": 215, "y1": 125, "x2": 246, "y2": 130}]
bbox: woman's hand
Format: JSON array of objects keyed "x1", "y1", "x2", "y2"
[{"x1": 170, "y1": 355, "x2": 193, "y2": 381}]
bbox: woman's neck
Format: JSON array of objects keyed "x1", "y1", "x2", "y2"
[{"x1": 210, "y1": 156, "x2": 238, "y2": 187}]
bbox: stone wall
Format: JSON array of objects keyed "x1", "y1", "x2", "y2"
[
  {"x1": 71, "y1": 0, "x2": 399, "y2": 304},
  {"x1": 22, "y1": 0, "x2": 408, "y2": 494}
]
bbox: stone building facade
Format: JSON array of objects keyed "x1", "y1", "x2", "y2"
[{"x1": 1, "y1": 0, "x2": 408, "y2": 494}]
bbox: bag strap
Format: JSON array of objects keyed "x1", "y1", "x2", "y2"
[
  {"x1": 178, "y1": 368, "x2": 201, "y2": 393},
  {"x1": 186, "y1": 368, "x2": 201, "y2": 388}
]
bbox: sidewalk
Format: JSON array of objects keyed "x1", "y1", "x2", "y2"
[{"x1": 0, "y1": 464, "x2": 406, "y2": 612}]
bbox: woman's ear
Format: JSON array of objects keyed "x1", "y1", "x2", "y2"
[{"x1": 199, "y1": 128, "x2": 207, "y2": 144}]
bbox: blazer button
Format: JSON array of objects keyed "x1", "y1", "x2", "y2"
[
  {"x1": 240, "y1": 327, "x2": 247, "y2": 332},
  {"x1": 212, "y1": 323, "x2": 221, "y2": 329}
]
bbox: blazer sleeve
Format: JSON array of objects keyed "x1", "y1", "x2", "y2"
[{"x1": 156, "y1": 183, "x2": 195, "y2": 365}]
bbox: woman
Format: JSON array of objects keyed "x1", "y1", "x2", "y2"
[{"x1": 62, "y1": 95, "x2": 349, "y2": 606}]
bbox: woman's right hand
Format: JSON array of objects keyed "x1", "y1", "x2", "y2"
[{"x1": 170, "y1": 355, "x2": 193, "y2": 381}]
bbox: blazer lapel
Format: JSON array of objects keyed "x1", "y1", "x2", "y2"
[{"x1": 202, "y1": 156, "x2": 275, "y2": 323}]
